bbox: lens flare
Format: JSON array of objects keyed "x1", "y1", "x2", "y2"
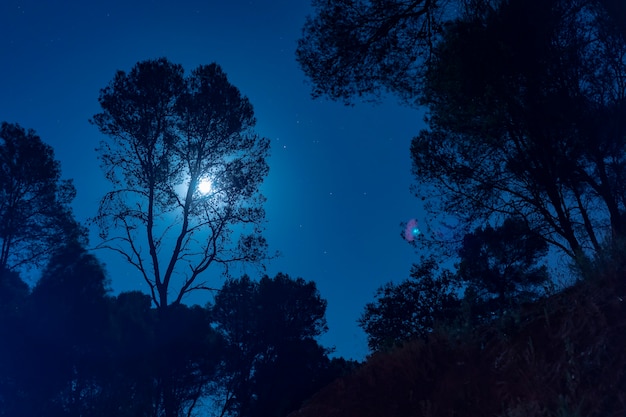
[{"x1": 404, "y1": 218, "x2": 420, "y2": 242}]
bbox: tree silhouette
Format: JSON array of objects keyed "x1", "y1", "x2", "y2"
[
  {"x1": 359, "y1": 257, "x2": 460, "y2": 351},
  {"x1": 8, "y1": 242, "x2": 111, "y2": 417},
  {"x1": 457, "y1": 217, "x2": 550, "y2": 322},
  {"x1": 91, "y1": 58, "x2": 271, "y2": 308},
  {"x1": 298, "y1": 0, "x2": 626, "y2": 261},
  {"x1": 412, "y1": 0, "x2": 626, "y2": 259},
  {"x1": 0, "y1": 267, "x2": 29, "y2": 416},
  {"x1": 296, "y1": 0, "x2": 447, "y2": 104},
  {"x1": 210, "y1": 273, "x2": 333, "y2": 417},
  {"x1": 0, "y1": 122, "x2": 83, "y2": 271},
  {"x1": 100, "y1": 291, "x2": 158, "y2": 417},
  {"x1": 360, "y1": 219, "x2": 549, "y2": 351}
]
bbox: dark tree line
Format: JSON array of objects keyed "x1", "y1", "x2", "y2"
[
  {"x1": 0, "y1": 58, "x2": 352, "y2": 417},
  {"x1": 0, "y1": 243, "x2": 352, "y2": 417}
]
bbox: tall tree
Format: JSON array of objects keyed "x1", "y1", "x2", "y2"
[
  {"x1": 91, "y1": 58, "x2": 271, "y2": 308},
  {"x1": 210, "y1": 273, "x2": 333, "y2": 417},
  {"x1": 0, "y1": 122, "x2": 82, "y2": 271}
]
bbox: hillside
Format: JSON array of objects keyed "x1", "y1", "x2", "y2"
[{"x1": 289, "y1": 269, "x2": 626, "y2": 417}]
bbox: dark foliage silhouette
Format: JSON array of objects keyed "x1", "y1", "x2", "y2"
[
  {"x1": 298, "y1": 0, "x2": 626, "y2": 262},
  {"x1": 91, "y1": 58, "x2": 271, "y2": 309},
  {"x1": 0, "y1": 122, "x2": 83, "y2": 271},
  {"x1": 297, "y1": 0, "x2": 448, "y2": 103},
  {"x1": 412, "y1": 0, "x2": 626, "y2": 259},
  {"x1": 290, "y1": 268, "x2": 626, "y2": 417},
  {"x1": 4, "y1": 243, "x2": 111, "y2": 417},
  {"x1": 359, "y1": 257, "x2": 460, "y2": 351},
  {"x1": 210, "y1": 273, "x2": 345, "y2": 417},
  {"x1": 457, "y1": 218, "x2": 549, "y2": 321}
]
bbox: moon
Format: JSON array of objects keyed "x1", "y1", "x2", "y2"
[{"x1": 198, "y1": 178, "x2": 213, "y2": 194}]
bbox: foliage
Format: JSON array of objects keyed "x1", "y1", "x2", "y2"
[
  {"x1": 412, "y1": 0, "x2": 626, "y2": 260},
  {"x1": 297, "y1": 0, "x2": 626, "y2": 105},
  {"x1": 457, "y1": 218, "x2": 550, "y2": 320},
  {"x1": 0, "y1": 266, "x2": 28, "y2": 314},
  {"x1": 361, "y1": 218, "x2": 550, "y2": 351},
  {"x1": 210, "y1": 273, "x2": 336, "y2": 417},
  {"x1": 0, "y1": 122, "x2": 83, "y2": 271},
  {"x1": 0, "y1": 266, "x2": 347, "y2": 417},
  {"x1": 0, "y1": 242, "x2": 225, "y2": 417},
  {"x1": 2, "y1": 243, "x2": 112, "y2": 417},
  {"x1": 289, "y1": 270, "x2": 626, "y2": 417},
  {"x1": 100, "y1": 291, "x2": 158, "y2": 417},
  {"x1": 359, "y1": 257, "x2": 460, "y2": 351},
  {"x1": 153, "y1": 304, "x2": 224, "y2": 417},
  {"x1": 0, "y1": 267, "x2": 29, "y2": 416},
  {"x1": 91, "y1": 58, "x2": 271, "y2": 308},
  {"x1": 296, "y1": 0, "x2": 449, "y2": 104},
  {"x1": 298, "y1": 0, "x2": 626, "y2": 263}
]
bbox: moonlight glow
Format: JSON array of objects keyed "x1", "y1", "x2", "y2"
[{"x1": 198, "y1": 178, "x2": 213, "y2": 194}]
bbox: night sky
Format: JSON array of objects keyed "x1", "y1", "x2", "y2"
[{"x1": 1, "y1": 0, "x2": 426, "y2": 360}]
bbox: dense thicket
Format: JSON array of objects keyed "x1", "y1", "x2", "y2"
[{"x1": 360, "y1": 218, "x2": 551, "y2": 351}]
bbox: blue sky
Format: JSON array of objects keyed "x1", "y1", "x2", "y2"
[{"x1": 0, "y1": 0, "x2": 426, "y2": 360}]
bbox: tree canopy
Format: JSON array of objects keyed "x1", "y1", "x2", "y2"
[
  {"x1": 298, "y1": 0, "x2": 626, "y2": 262},
  {"x1": 457, "y1": 217, "x2": 549, "y2": 317},
  {"x1": 210, "y1": 273, "x2": 335, "y2": 417},
  {"x1": 359, "y1": 257, "x2": 460, "y2": 351},
  {"x1": 297, "y1": 0, "x2": 449, "y2": 104},
  {"x1": 413, "y1": 0, "x2": 626, "y2": 259},
  {"x1": 0, "y1": 122, "x2": 83, "y2": 271},
  {"x1": 91, "y1": 58, "x2": 271, "y2": 308}
]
